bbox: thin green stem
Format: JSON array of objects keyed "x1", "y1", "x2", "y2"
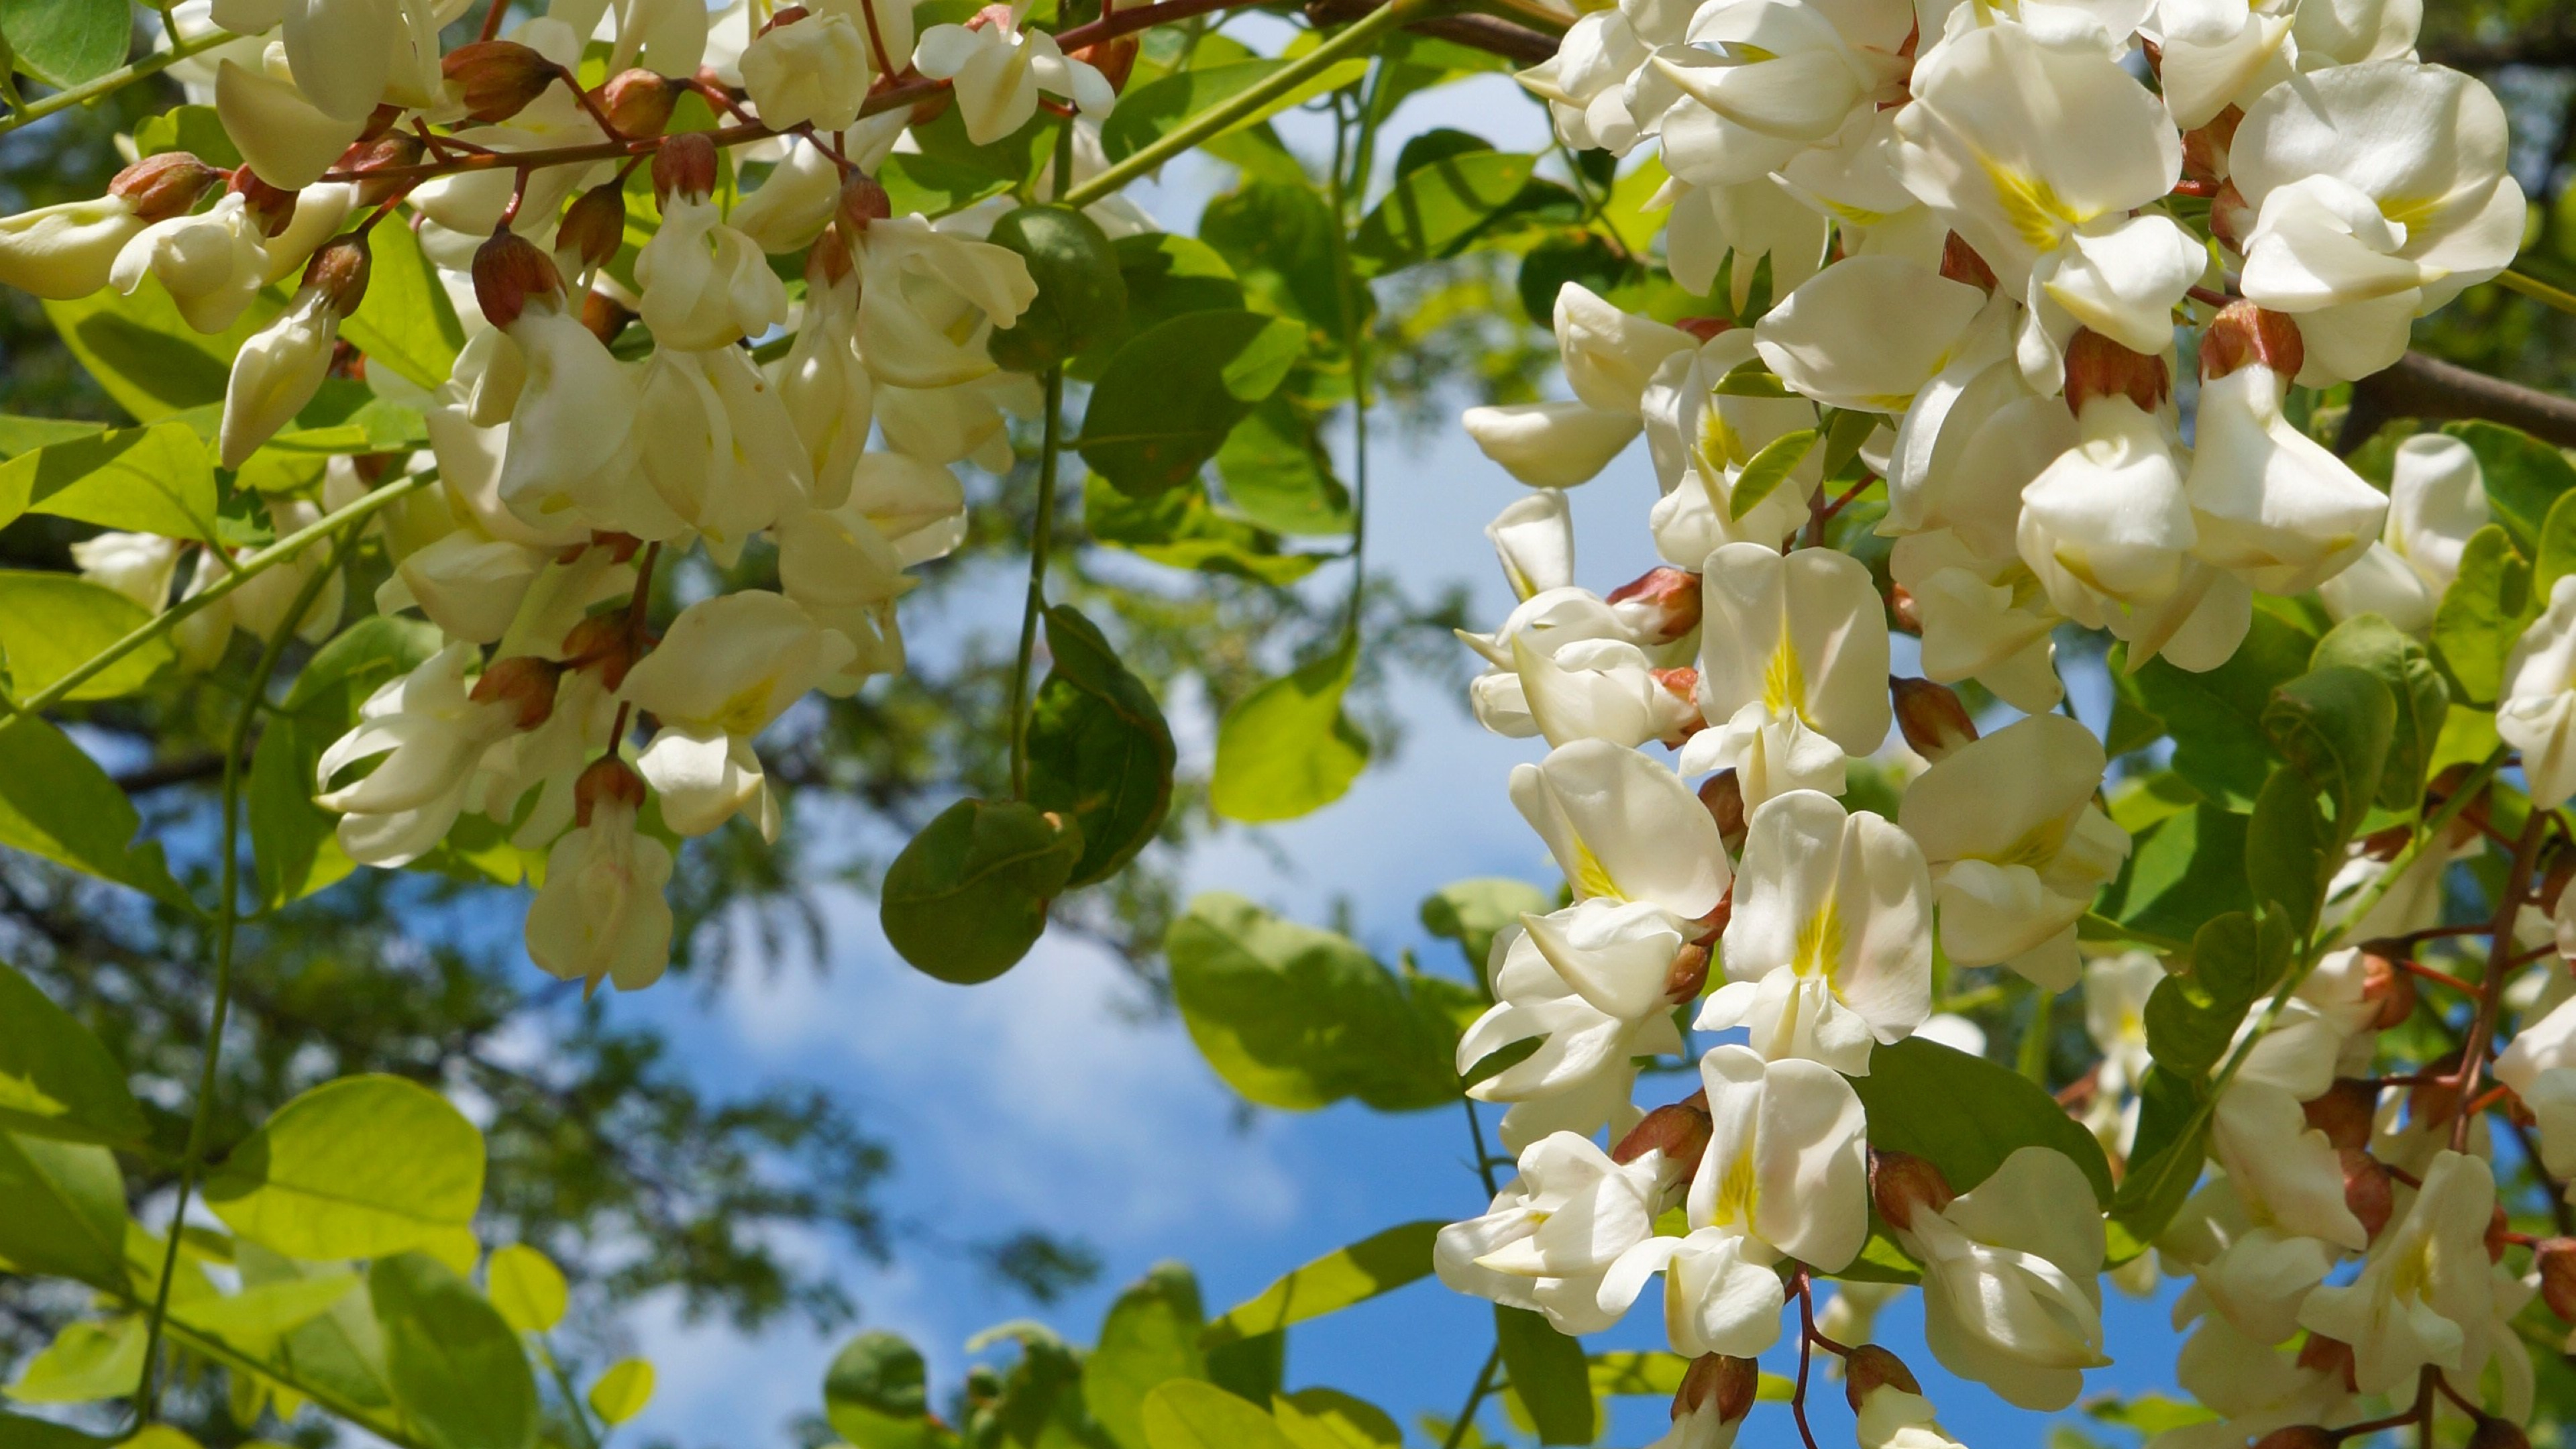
[
  {"x1": 1061, "y1": 0, "x2": 1438, "y2": 209},
  {"x1": 1324, "y1": 78, "x2": 1378, "y2": 632},
  {"x1": 1462, "y1": 1096, "x2": 1499, "y2": 1197},
  {"x1": 1007, "y1": 368, "x2": 1067, "y2": 800},
  {"x1": 17, "y1": 470, "x2": 433, "y2": 720},
  {"x1": 540, "y1": 1332, "x2": 606, "y2": 1449},
  {"x1": 2500, "y1": 267, "x2": 2576, "y2": 316},
  {"x1": 138, "y1": 526, "x2": 357, "y2": 1419},
  {"x1": 0, "y1": 29, "x2": 244, "y2": 136},
  {"x1": 1439, "y1": 1343, "x2": 1503, "y2": 1449},
  {"x1": 144, "y1": 1311, "x2": 428, "y2": 1448}
]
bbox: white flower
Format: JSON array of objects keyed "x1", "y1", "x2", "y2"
[
  {"x1": 526, "y1": 765, "x2": 676, "y2": 994},
  {"x1": 851, "y1": 214, "x2": 1040, "y2": 390},
  {"x1": 912, "y1": 1, "x2": 1115, "y2": 147},
  {"x1": 1900, "y1": 1146, "x2": 2109, "y2": 1411},
  {"x1": 1513, "y1": 739, "x2": 1732, "y2": 912},
  {"x1": 2297, "y1": 1148, "x2": 2496, "y2": 1395},
  {"x1": 2153, "y1": 0, "x2": 2294, "y2": 129},
  {"x1": 1701, "y1": 789, "x2": 1931, "y2": 1074},
  {"x1": 216, "y1": 53, "x2": 370, "y2": 191},
  {"x1": 2289, "y1": 0, "x2": 2419, "y2": 67},
  {"x1": 2084, "y1": 952, "x2": 2162, "y2": 1102},
  {"x1": 1648, "y1": 0, "x2": 1911, "y2": 189},
  {"x1": 71, "y1": 532, "x2": 184, "y2": 613},
  {"x1": 635, "y1": 194, "x2": 790, "y2": 351},
  {"x1": 1662, "y1": 176, "x2": 1831, "y2": 307},
  {"x1": 621, "y1": 592, "x2": 857, "y2": 839},
  {"x1": 493, "y1": 278, "x2": 661, "y2": 542},
  {"x1": 1456, "y1": 922, "x2": 1679, "y2": 1151},
  {"x1": 1754, "y1": 256, "x2": 1993, "y2": 415},
  {"x1": 2184, "y1": 316, "x2": 2387, "y2": 595},
  {"x1": 608, "y1": 0, "x2": 710, "y2": 77},
  {"x1": 2499, "y1": 575, "x2": 2576, "y2": 810},
  {"x1": 1888, "y1": 531, "x2": 2065, "y2": 715},
  {"x1": 221, "y1": 282, "x2": 343, "y2": 468},
  {"x1": 730, "y1": 139, "x2": 846, "y2": 254},
  {"x1": 1489, "y1": 492, "x2": 1576, "y2": 602},
  {"x1": 1491, "y1": 632, "x2": 1701, "y2": 749},
  {"x1": 315, "y1": 644, "x2": 534, "y2": 866},
  {"x1": 2316, "y1": 433, "x2": 2487, "y2": 634},
  {"x1": 0, "y1": 195, "x2": 148, "y2": 301},
  {"x1": 378, "y1": 528, "x2": 554, "y2": 643},
  {"x1": 741, "y1": 9, "x2": 872, "y2": 132},
  {"x1": 1855, "y1": 1386, "x2": 1969, "y2": 1449},
  {"x1": 1641, "y1": 329, "x2": 1825, "y2": 558},
  {"x1": 777, "y1": 263, "x2": 875, "y2": 509},
  {"x1": 1433, "y1": 1131, "x2": 1668, "y2": 1334},
  {"x1": 1464, "y1": 285, "x2": 1695, "y2": 488},
  {"x1": 635, "y1": 344, "x2": 814, "y2": 564},
  {"x1": 111, "y1": 191, "x2": 269, "y2": 334},
  {"x1": 2209, "y1": 1076, "x2": 2367, "y2": 1250},
  {"x1": 2495, "y1": 994, "x2": 2576, "y2": 1180},
  {"x1": 1686, "y1": 541, "x2": 1890, "y2": 780}
]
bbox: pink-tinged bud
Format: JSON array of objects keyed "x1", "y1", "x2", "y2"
[
  {"x1": 2339, "y1": 1148, "x2": 2392, "y2": 1242},
  {"x1": 1676, "y1": 317, "x2": 1734, "y2": 341},
  {"x1": 1939, "y1": 231, "x2": 1996, "y2": 292},
  {"x1": 601, "y1": 69, "x2": 682, "y2": 137},
  {"x1": 2182, "y1": 105, "x2": 2243, "y2": 186},
  {"x1": 2251, "y1": 1429, "x2": 2337, "y2": 1449},
  {"x1": 473, "y1": 229, "x2": 564, "y2": 329},
  {"x1": 837, "y1": 171, "x2": 893, "y2": 241},
  {"x1": 2537, "y1": 1238, "x2": 2576, "y2": 1321},
  {"x1": 1071, "y1": 33, "x2": 1140, "y2": 93},
  {"x1": 2210, "y1": 178, "x2": 2255, "y2": 254},
  {"x1": 2303, "y1": 1079, "x2": 2377, "y2": 1150},
  {"x1": 1664, "y1": 941, "x2": 1711, "y2": 1004},
  {"x1": 1612, "y1": 1090, "x2": 1712, "y2": 1171},
  {"x1": 1652, "y1": 666, "x2": 1701, "y2": 714},
  {"x1": 2062, "y1": 329, "x2": 2170, "y2": 416},
  {"x1": 1892, "y1": 676, "x2": 1977, "y2": 761},
  {"x1": 2468, "y1": 1418, "x2": 2532, "y2": 1449},
  {"x1": 653, "y1": 132, "x2": 718, "y2": 206},
  {"x1": 1607, "y1": 566, "x2": 1703, "y2": 643},
  {"x1": 109, "y1": 153, "x2": 220, "y2": 221},
  {"x1": 303, "y1": 235, "x2": 371, "y2": 317},
  {"x1": 1887, "y1": 585, "x2": 1921, "y2": 636},
  {"x1": 1842, "y1": 1346, "x2": 1923, "y2": 1409},
  {"x1": 557, "y1": 184, "x2": 627, "y2": 272},
  {"x1": 229, "y1": 168, "x2": 299, "y2": 238},
  {"x1": 2296, "y1": 1335, "x2": 2357, "y2": 1391},
  {"x1": 470, "y1": 655, "x2": 565, "y2": 731},
  {"x1": 573, "y1": 755, "x2": 648, "y2": 828},
  {"x1": 444, "y1": 40, "x2": 560, "y2": 123},
  {"x1": 579, "y1": 288, "x2": 633, "y2": 347},
  {"x1": 1681, "y1": 1354, "x2": 1760, "y2": 1426},
  {"x1": 1699, "y1": 771, "x2": 1746, "y2": 855},
  {"x1": 2200, "y1": 301, "x2": 2304, "y2": 382},
  {"x1": 967, "y1": 1, "x2": 1016, "y2": 27},
  {"x1": 1871, "y1": 1149, "x2": 1953, "y2": 1232},
  {"x1": 2356, "y1": 949, "x2": 2415, "y2": 1031},
  {"x1": 761, "y1": 3, "x2": 812, "y2": 28},
  {"x1": 561, "y1": 612, "x2": 641, "y2": 691}
]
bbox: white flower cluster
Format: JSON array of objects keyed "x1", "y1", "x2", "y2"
[
  {"x1": 0, "y1": 0, "x2": 1135, "y2": 994},
  {"x1": 1436, "y1": 0, "x2": 2544, "y2": 1443}
]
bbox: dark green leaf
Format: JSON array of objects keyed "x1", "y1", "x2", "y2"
[
  {"x1": 1088, "y1": 1263, "x2": 1208, "y2": 1449},
  {"x1": 1349, "y1": 152, "x2": 1576, "y2": 276},
  {"x1": 2096, "y1": 801, "x2": 2247, "y2": 948},
  {"x1": 987, "y1": 205, "x2": 1128, "y2": 372},
  {"x1": 879, "y1": 798, "x2": 1084, "y2": 983},
  {"x1": 879, "y1": 151, "x2": 1014, "y2": 219},
  {"x1": 1210, "y1": 633, "x2": 1368, "y2": 822},
  {"x1": 1209, "y1": 1334, "x2": 1284, "y2": 1409},
  {"x1": 1515, "y1": 231, "x2": 1642, "y2": 323},
  {"x1": 2245, "y1": 767, "x2": 2330, "y2": 932},
  {"x1": 2121, "y1": 609, "x2": 2318, "y2": 809},
  {"x1": 1093, "y1": 233, "x2": 1246, "y2": 368},
  {"x1": 1081, "y1": 311, "x2": 1306, "y2": 497},
  {"x1": 0, "y1": 0, "x2": 127, "y2": 87},
  {"x1": 0, "y1": 713, "x2": 192, "y2": 907},
  {"x1": 1084, "y1": 474, "x2": 1322, "y2": 584},
  {"x1": 2143, "y1": 912, "x2": 2290, "y2": 1075},
  {"x1": 2309, "y1": 614, "x2": 2447, "y2": 812},
  {"x1": 2261, "y1": 665, "x2": 2395, "y2": 837},
  {"x1": 371, "y1": 1254, "x2": 539, "y2": 1449},
  {"x1": 2430, "y1": 524, "x2": 2534, "y2": 707},
  {"x1": 0, "y1": 960, "x2": 144, "y2": 1147},
  {"x1": 1203, "y1": 1220, "x2": 1440, "y2": 1345},
  {"x1": 824, "y1": 1331, "x2": 951, "y2": 1449},
  {"x1": 1847, "y1": 1037, "x2": 2114, "y2": 1204},
  {"x1": 1491, "y1": 1307, "x2": 1595, "y2": 1446},
  {"x1": 1217, "y1": 398, "x2": 1352, "y2": 537},
  {"x1": 2107, "y1": 1067, "x2": 2208, "y2": 1261},
  {"x1": 2447, "y1": 419, "x2": 2576, "y2": 554},
  {"x1": 1026, "y1": 605, "x2": 1175, "y2": 887}
]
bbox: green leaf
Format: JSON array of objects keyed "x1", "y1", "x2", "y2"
[
  {"x1": 5, "y1": 1315, "x2": 142, "y2": 1403},
  {"x1": 2447, "y1": 419, "x2": 2576, "y2": 554},
  {"x1": 1142, "y1": 1381, "x2": 1297, "y2": 1449},
  {"x1": 485, "y1": 1243, "x2": 568, "y2": 1333},
  {"x1": 0, "y1": 1409, "x2": 115, "y2": 1449},
  {"x1": 179, "y1": 1271, "x2": 364, "y2": 1356},
  {"x1": 0, "y1": 419, "x2": 219, "y2": 540},
  {"x1": 0, "y1": 415, "x2": 107, "y2": 458},
  {"x1": 1846, "y1": 1037, "x2": 2115, "y2": 1204},
  {"x1": 1087, "y1": 1263, "x2": 1208, "y2": 1449},
  {"x1": 1419, "y1": 879, "x2": 1549, "y2": 974},
  {"x1": 1199, "y1": 181, "x2": 1348, "y2": 336},
  {"x1": 2536, "y1": 484, "x2": 2576, "y2": 600},
  {"x1": 2096, "y1": 801, "x2": 2247, "y2": 946},
  {"x1": 0, "y1": 1132, "x2": 127, "y2": 1288},
  {"x1": 1210, "y1": 633, "x2": 1368, "y2": 823},
  {"x1": 1102, "y1": 58, "x2": 1371, "y2": 168},
  {"x1": 1712, "y1": 358, "x2": 1792, "y2": 398},
  {"x1": 1203, "y1": 1220, "x2": 1440, "y2": 1346},
  {"x1": 2245, "y1": 767, "x2": 2330, "y2": 934},
  {"x1": 2430, "y1": 525, "x2": 2534, "y2": 707},
  {"x1": 0, "y1": 0, "x2": 127, "y2": 87},
  {"x1": 341, "y1": 219, "x2": 464, "y2": 392},
  {"x1": 1491, "y1": 1306, "x2": 1595, "y2": 1446},
  {"x1": 1349, "y1": 152, "x2": 1576, "y2": 276},
  {"x1": 878, "y1": 151, "x2": 1014, "y2": 219},
  {"x1": 987, "y1": 205, "x2": 1129, "y2": 373},
  {"x1": 0, "y1": 571, "x2": 172, "y2": 702},
  {"x1": 1727, "y1": 427, "x2": 1817, "y2": 521},
  {"x1": 824, "y1": 1330, "x2": 949, "y2": 1449},
  {"x1": 1273, "y1": 1389, "x2": 1401, "y2": 1449},
  {"x1": 371, "y1": 1253, "x2": 540, "y2": 1449},
  {"x1": 134, "y1": 105, "x2": 244, "y2": 169},
  {"x1": 46, "y1": 282, "x2": 278, "y2": 423},
  {"x1": 2107, "y1": 1067, "x2": 2208, "y2": 1261},
  {"x1": 2088, "y1": 1394, "x2": 2219, "y2": 1438},
  {"x1": 1087, "y1": 233, "x2": 1246, "y2": 372},
  {"x1": 0, "y1": 959, "x2": 145, "y2": 1147},
  {"x1": 205, "y1": 1074, "x2": 487, "y2": 1260},
  {"x1": 1165, "y1": 894, "x2": 1457, "y2": 1113},
  {"x1": 1084, "y1": 475, "x2": 1321, "y2": 585},
  {"x1": 1081, "y1": 311, "x2": 1306, "y2": 497},
  {"x1": 2143, "y1": 912, "x2": 2291, "y2": 1077},
  {"x1": 878, "y1": 798, "x2": 1085, "y2": 984},
  {"x1": 2261, "y1": 665, "x2": 2395, "y2": 839},
  {"x1": 1218, "y1": 399, "x2": 1352, "y2": 538},
  {"x1": 1208, "y1": 1332, "x2": 1284, "y2": 1409},
  {"x1": 1515, "y1": 230, "x2": 1644, "y2": 323},
  {"x1": 0, "y1": 712, "x2": 192, "y2": 907},
  {"x1": 2121, "y1": 608, "x2": 2318, "y2": 810},
  {"x1": 1026, "y1": 605, "x2": 1176, "y2": 888},
  {"x1": 235, "y1": 1240, "x2": 401, "y2": 1413},
  {"x1": 588, "y1": 1360, "x2": 655, "y2": 1426},
  {"x1": 2309, "y1": 614, "x2": 2447, "y2": 812}
]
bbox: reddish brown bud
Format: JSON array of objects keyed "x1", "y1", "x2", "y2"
[
  {"x1": 470, "y1": 655, "x2": 565, "y2": 731},
  {"x1": 1675, "y1": 316, "x2": 1735, "y2": 341},
  {"x1": 2181, "y1": 105, "x2": 2243, "y2": 186},
  {"x1": 2468, "y1": 1417, "x2": 2532, "y2": 1449},
  {"x1": 562, "y1": 612, "x2": 641, "y2": 691},
  {"x1": 2200, "y1": 301, "x2": 2304, "y2": 382},
  {"x1": 600, "y1": 68, "x2": 682, "y2": 138},
  {"x1": 967, "y1": 1, "x2": 1016, "y2": 27},
  {"x1": 303, "y1": 235, "x2": 372, "y2": 317},
  {"x1": 2295, "y1": 1334, "x2": 2357, "y2": 1391},
  {"x1": 1842, "y1": 1346, "x2": 1923, "y2": 1410},
  {"x1": 228, "y1": 168, "x2": 299, "y2": 237},
  {"x1": 1682, "y1": 1354, "x2": 1760, "y2": 1426},
  {"x1": 339, "y1": 131, "x2": 425, "y2": 207},
  {"x1": 1888, "y1": 583, "x2": 1921, "y2": 635},
  {"x1": 2249, "y1": 1429, "x2": 2337, "y2": 1449},
  {"x1": 2303, "y1": 1078, "x2": 2377, "y2": 1151},
  {"x1": 1699, "y1": 770, "x2": 1746, "y2": 855},
  {"x1": 1939, "y1": 231, "x2": 1997, "y2": 292},
  {"x1": 2357, "y1": 949, "x2": 2416, "y2": 1032},
  {"x1": 761, "y1": 3, "x2": 812, "y2": 28},
  {"x1": 2489, "y1": 1203, "x2": 2514, "y2": 1264},
  {"x1": 836, "y1": 171, "x2": 893, "y2": 241},
  {"x1": 579, "y1": 288, "x2": 634, "y2": 348},
  {"x1": 1607, "y1": 566, "x2": 1704, "y2": 644},
  {"x1": 1664, "y1": 942, "x2": 1711, "y2": 1005},
  {"x1": 2339, "y1": 1148, "x2": 2393, "y2": 1242},
  {"x1": 2210, "y1": 178, "x2": 2255, "y2": 253},
  {"x1": 109, "y1": 152, "x2": 220, "y2": 221},
  {"x1": 473, "y1": 229, "x2": 564, "y2": 330},
  {"x1": 444, "y1": 40, "x2": 561, "y2": 123},
  {"x1": 1651, "y1": 666, "x2": 1701, "y2": 714},
  {"x1": 572, "y1": 755, "x2": 648, "y2": 828},
  {"x1": 1892, "y1": 676, "x2": 1978, "y2": 761},
  {"x1": 808, "y1": 225, "x2": 854, "y2": 287},
  {"x1": 653, "y1": 131, "x2": 718, "y2": 205},
  {"x1": 1071, "y1": 33, "x2": 1140, "y2": 93},
  {"x1": 557, "y1": 184, "x2": 627, "y2": 272},
  {"x1": 2063, "y1": 329, "x2": 2171, "y2": 416},
  {"x1": 1871, "y1": 1149, "x2": 1954, "y2": 1233},
  {"x1": 2538, "y1": 1238, "x2": 2576, "y2": 1321},
  {"x1": 1613, "y1": 1091, "x2": 1713, "y2": 1171}
]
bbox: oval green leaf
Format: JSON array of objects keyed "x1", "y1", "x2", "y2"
[
  {"x1": 879, "y1": 798, "x2": 1085, "y2": 985},
  {"x1": 205, "y1": 1075, "x2": 486, "y2": 1261}
]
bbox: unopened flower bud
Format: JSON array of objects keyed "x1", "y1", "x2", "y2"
[
  {"x1": 2339, "y1": 1148, "x2": 2392, "y2": 1242},
  {"x1": 1871, "y1": 1149, "x2": 1953, "y2": 1232},
  {"x1": 1607, "y1": 565, "x2": 1703, "y2": 643},
  {"x1": 2296, "y1": 1334, "x2": 2357, "y2": 1391},
  {"x1": 229, "y1": 168, "x2": 299, "y2": 238},
  {"x1": 444, "y1": 40, "x2": 561, "y2": 123},
  {"x1": 836, "y1": 171, "x2": 893, "y2": 241},
  {"x1": 1613, "y1": 1090, "x2": 1713, "y2": 1171},
  {"x1": 2467, "y1": 1417, "x2": 2532, "y2": 1449},
  {"x1": 1652, "y1": 666, "x2": 1701, "y2": 715},
  {"x1": 762, "y1": 3, "x2": 812, "y2": 28},
  {"x1": 2357, "y1": 948, "x2": 2416, "y2": 1031},
  {"x1": 1682, "y1": 1353, "x2": 1759, "y2": 1426},
  {"x1": 557, "y1": 184, "x2": 627, "y2": 272},
  {"x1": 303, "y1": 235, "x2": 371, "y2": 317},
  {"x1": 474, "y1": 229, "x2": 564, "y2": 329},
  {"x1": 1887, "y1": 583, "x2": 1921, "y2": 635},
  {"x1": 1699, "y1": 770, "x2": 1746, "y2": 855},
  {"x1": 1939, "y1": 231, "x2": 1996, "y2": 292},
  {"x1": 2250, "y1": 1429, "x2": 2337, "y2": 1449},
  {"x1": 2538, "y1": 1238, "x2": 2576, "y2": 1321},
  {"x1": 1676, "y1": 316, "x2": 1734, "y2": 341},
  {"x1": 2200, "y1": 301, "x2": 2304, "y2": 382},
  {"x1": 2303, "y1": 1078, "x2": 2377, "y2": 1150},
  {"x1": 653, "y1": 132, "x2": 718, "y2": 206},
  {"x1": 1892, "y1": 677, "x2": 1977, "y2": 761},
  {"x1": 601, "y1": 69, "x2": 682, "y2": 137},
  {"x1": 109, "y1": 153, "x2": 221, "y2": 222},
  {"x1": 572, "y1": 755, "x2": 648, "y2": 828},
  {"x1": 2063, "y1": 329, "x2": 2170, "y2": 416},
  {"x1": 580, "y1": 288, "x2": 634, "y2": 347},
  {"x1": 2182, "y1": 105, "x2": 2243, "y2": 186},
  {"x1": 808, "y1": 225, "x2": 853, "y2": 286},
  {"x1": 2488, "y1": 1203, "x2": 2513, "y2": 1263},
  {"x1": 561, "y1": 611, "x2": 641, "y2": 691},
  {"x1": 1664, "y1": 941, "x2": 1711, "y2": 1004},
  {"x1": 470, "y1": 655, "x2": 566, "y2": 731},
  {"x1": 1843, "y1": 1346, "x2": 1922, "y2": 1409},
  {"x1": 1071, "y1": 33, "x2": 1140, "y2": 93},
  {"x1": 2210, "y1": 178, "x2": 2255, "y2": 253},
  {"x1": 339, "y1": 132, "x2": 425, "y2": 207}
]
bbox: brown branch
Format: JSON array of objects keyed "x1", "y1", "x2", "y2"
[
  {"x1": 2339, "y1": 350, "x2": 2576, "y2": 453},
  {"x1": 2451, "y1": 808, "x2": 2548, "y2": 1151},
  {"x1": 115, "y1": 752, "x2": 233, "y2": 796},
  {"x1": 1304, "y1": 0, "x2": 1559, "y2": 60}
]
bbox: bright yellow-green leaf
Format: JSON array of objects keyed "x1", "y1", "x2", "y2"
[
  {"x1": 487, "y1": 1243, "x2": 569, "y2": 1333},
  {"x1": 0, "y1": 959, "x2": 147, "y2": 1147},
  {"x1": 0, "y1": 420, "x2": 218, "y2": 540},
  {"x1": 588, "y1": 1359, "x2": 656, "y2": 1425},
  {"x1": 0, "y1": 1131, "x2": 128, "y2": 1289},
  {"x1": 1087, "y1": 1263, "x2": 1207, "y2": 1449},
  {"x1": 0, "y1": 571, "x2": 173, "y2": 702},
  {"x1": 1203, "y1": 1222, "x2": 1439, "y2": 1345},
  {"x1": 178, "y1": 1272, "x2": 362, "y2": 1356},
  {"x1": 371, "y1": 1253, "x2": 539, "y2": 1449},
  {"x1": 1140, "y1": 1381, "x2": 1296, "y2": 1449},
  {"x1": 205, "y1": 1075, "x2": 487, "y2": 1262},
  {"x1": 1209, "y1": 634, "x2": 1367, "y2": 823},
  {"x1": 1271, "y1": 1389, "x2": 1399, "y2": 1449},
  {"x1": 0, "y1": 713, "x2": 193, "y2": 907},
  {"x1": 5, "y1": 1316, "x2": 143, "y2": 1403}
]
